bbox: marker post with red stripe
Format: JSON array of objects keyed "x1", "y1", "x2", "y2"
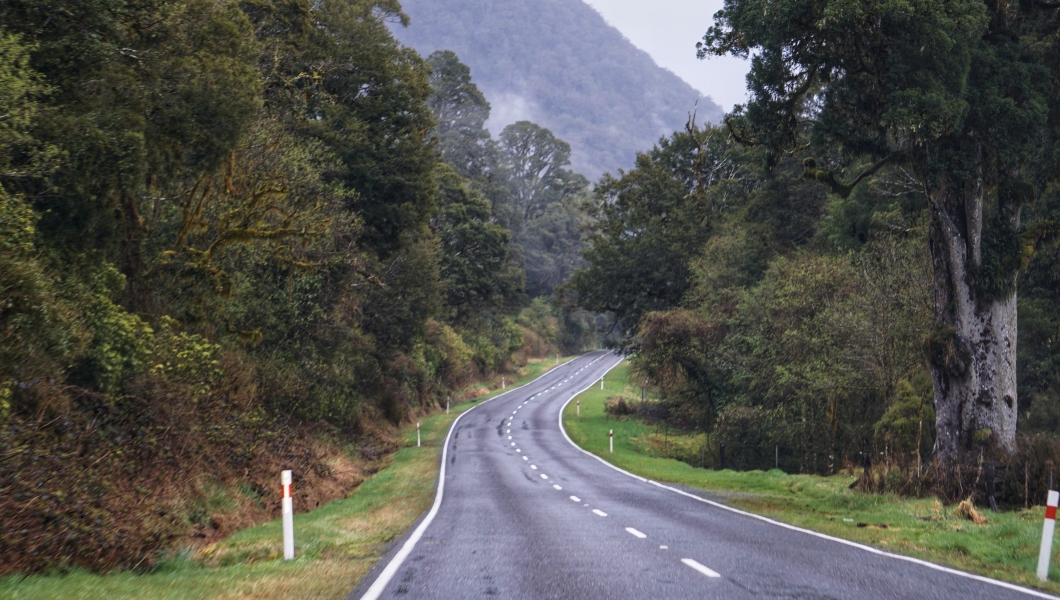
[
  {"x1": 609, "y1": 429, "x2": 613, "y2": 453},
  {"x1": 281, "y1": 470, "x2": 294, "y2": 560},
  {"x1": 1038, "y1": 490, "x2": 1059, "y2": 581}
]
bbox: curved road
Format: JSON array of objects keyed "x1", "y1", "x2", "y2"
[{"x1": 350, "y1": 351, "x2": 1056, "y2": 599}]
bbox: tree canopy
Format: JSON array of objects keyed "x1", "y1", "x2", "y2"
[{"x1": 699, "y1": 0, "x2": 1060, "y2": 464}]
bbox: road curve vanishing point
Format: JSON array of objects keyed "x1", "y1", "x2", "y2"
[{"x1": 352, "y1": 351, "x2": 1058, "y2": 600}]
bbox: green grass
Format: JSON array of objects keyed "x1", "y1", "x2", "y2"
[
  {"x1": 1, "y1": 356, "x2": 577, "y2": 600},
  {"x1": 564, "y1": 362, "x2": 1060, "y2": 595}
]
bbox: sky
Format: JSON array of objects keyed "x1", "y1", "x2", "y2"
[{"x1": 582, "y1": 0, "x2": 749, "y2": 112}]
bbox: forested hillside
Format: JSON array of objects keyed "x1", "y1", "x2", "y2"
[
  {"x1": 390, "y1": 0, "x2": 724, "y2": 179},
  {"x1": 573, "y1": 0, "x2": 1060, "y2": 501},
  {"x1": 0, "y1": 0, "x2": 595, "y2": 574}
]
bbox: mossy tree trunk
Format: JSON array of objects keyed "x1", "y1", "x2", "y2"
[{"x1": 926, "y1": 179, "x2": 1019, "y2": 465}]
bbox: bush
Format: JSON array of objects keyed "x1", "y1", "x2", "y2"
[
  {"x1": 423, "y1": 319, "x2": 474, "y2": 386},
  {"x1": 604, "y1": 395, "x2": 634, "y2": 417},
  {"x1": 0, "y1": 192, "x2": 89, "y2": 398}
]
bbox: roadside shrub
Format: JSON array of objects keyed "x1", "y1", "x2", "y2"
[
  {"x1": 516, "y1": 297, "x2": 559, "y2": 347},
  {"x1": 423, "y1": 319, "x2": 474, "y2": 386},
  {"x1": 67, "y1": 266, "x2": 154, "y2": 395},
  {"x1": 604, "y1": 395, "x2": 634, "y2": 417},
  {"x1": 874, "y1": 373, "x2": 935, "y2": 457}
]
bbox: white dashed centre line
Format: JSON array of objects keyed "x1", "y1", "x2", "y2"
[
  {"x1": 506, "y1": 429, "x2": 510, "y2": 433},
  {"x1": 660, "y1": 545, "x2": 668, "y2": 550},
  {"x1": 540, "y1": 474, "x2": 548, "y2": 479},
  {"x1": 511, "y1": 442, "x2": 515, "y2": 446},
  {"x1": 531, "y1": 465, "x2": 537, "y2": 470},
  {"x1": 681, "y1": 558, "x2": 721, "y2": 578},
  {"x1": 553, "y1": 485, "x2": 562, "y2": 490},
  {"x1": 508, "y1": 436, "x2": 512, "y2": 440},
  {"x1": 522, "y1": 456, "x2": 528, "y2": 460},
  {"x1": 625, "y1": 527, "x2": 647, "y2": 539},
  {"x1": 569, "y1": 496, "x2": 581, "y2": 502},
  {"x1": 592, "y1": 509, "x2": 607, "y2": 517}
]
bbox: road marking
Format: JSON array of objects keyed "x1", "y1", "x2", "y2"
[
  {"x1": 522, "y1": 456, "x2": 528, "y2": 460},
  {"x1": 516, "y1": 449, "x2": 521, "y2": 453},
  {"x1": 511, "y1": 442, "x2": 515, "y2": 446},
  {"x1": 625, "y1": 527, "x2": 647, "y2": 539},
  {"x1": 681, "y1": 558, "x2": 721, "y2": 578},
  {"x1": 531, "y1": 465, "x2": 537, "y2": 470},
  {"x1": 554, "y1": 352, "x2": 1060, "y2": 600},
  {"x1": 660, "y1": 545, "x2": 668, "y2": 550},
  {"x1": 592, "y1": 509, "x2": 607, "y2": 517},
  {"x1": 553, "y1": 485, "x2": 562, "y2": 490},
  {"x1": 507, "y1": 429, "x2": 510, "y2": 433},
  {"x1": 540, "y1": 474, "x2": 548, "y2": 479},
  {"x1": 570, "y1": 496, "x2": 581, "y2": 502},
  {"x1": 356, "y1": 356, "x2": 558, "y2": 600},
  {"x1": 508, "y1": 436, "x2": 512, "y2": 439}
]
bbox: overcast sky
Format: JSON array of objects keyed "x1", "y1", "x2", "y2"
[{"x1": 582, "y1": 0, "x2": 749, "y2": 112}]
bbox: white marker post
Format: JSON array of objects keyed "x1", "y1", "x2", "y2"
[
  {"x1": 1039, "y1": 490, "x2": 1059, "y2": 581},
  {"x1": 502, "y1": 377, "x2": 506, "y2": 389},
  {"x1": 417, "y1": 422, "x2": 421, "y2": 447},
  {"x1": 576, "y1": 399, "x2": 580, "y2": 416},
  {"x1": 609, "y1": 429, "x2": 614, "y2": 453},
  {"x1": 600, "y1": 378, "x2": 604, "y2": 390},
  {"x1": 446, "y1": 399, "x2": 450, "y2": 415},
  {"x1": 281, "y1": 470, "x2": 294, "y2": 560}
]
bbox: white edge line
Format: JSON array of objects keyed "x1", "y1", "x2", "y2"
[
  {"x1": 358, "y1": 353, "x2": 597, "y2": 600},
  {"x1": 557, "y1": 355, "x2": 647, "y2": 484},
  {"x1": 556, "y1": 355, "x2": 1059, "y2": 600}
]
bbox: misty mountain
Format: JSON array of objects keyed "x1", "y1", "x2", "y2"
[{"x1": 390, "y1": 0, "x2": 724, "y2": 179}]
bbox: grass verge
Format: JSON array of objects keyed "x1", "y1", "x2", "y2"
[
  {"x1": 1, "y1": 356, "x2": 576, "y2": 600},
  {"x1": 563, "y1": 362, "x2": 1060, "y2": 595}
]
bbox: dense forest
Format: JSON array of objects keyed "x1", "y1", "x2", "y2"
[
  {"x1": 390, "y1": 0, "x2": 724, "y2": 179},
  {"x1": 4, "y1": 0, "x2": 1060, "y2": 579},
  {"x1": 0, "y1": 0, "x2": 596, "y2": 573},
  {"x1": 572, "y1": 0, "x2": 1060, "y2": 501}
]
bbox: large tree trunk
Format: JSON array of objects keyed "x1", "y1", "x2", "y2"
[{"x1": 926, "y1": 185, "x2": 1017, "y2": 465}]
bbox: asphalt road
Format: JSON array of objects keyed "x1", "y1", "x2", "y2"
[{"x1": 351, "y1": 351, "x2": 1056, "y2": 600}]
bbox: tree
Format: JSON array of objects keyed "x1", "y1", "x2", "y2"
[
  {"x1": 426, "y1": 50, "x2": 493, "y2": 179},
  {"x1": 1, "y1": 0, "x2": 262, "y2": 307},
  {"x1": 701, "y1": 0, "x2": 1060, "y2": 464},
  {"x1": 433, "y1": 164, "x2": 522, "y2": 320},
  {"x1": 519, "y1": 191, "x2": 588, "y2": 298},
  {"x1": 0, "y1": 32, "x2": 58, "y2": 184},
  {"x1": 571, "y1": 124, "x2": 737, "y2": 340},
  {"x1": 498, "y1": 121, "x2": 586, "y2": 226},
  {"x1": 306, "y1": 0, "x2": 437, "y2": 260}
]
